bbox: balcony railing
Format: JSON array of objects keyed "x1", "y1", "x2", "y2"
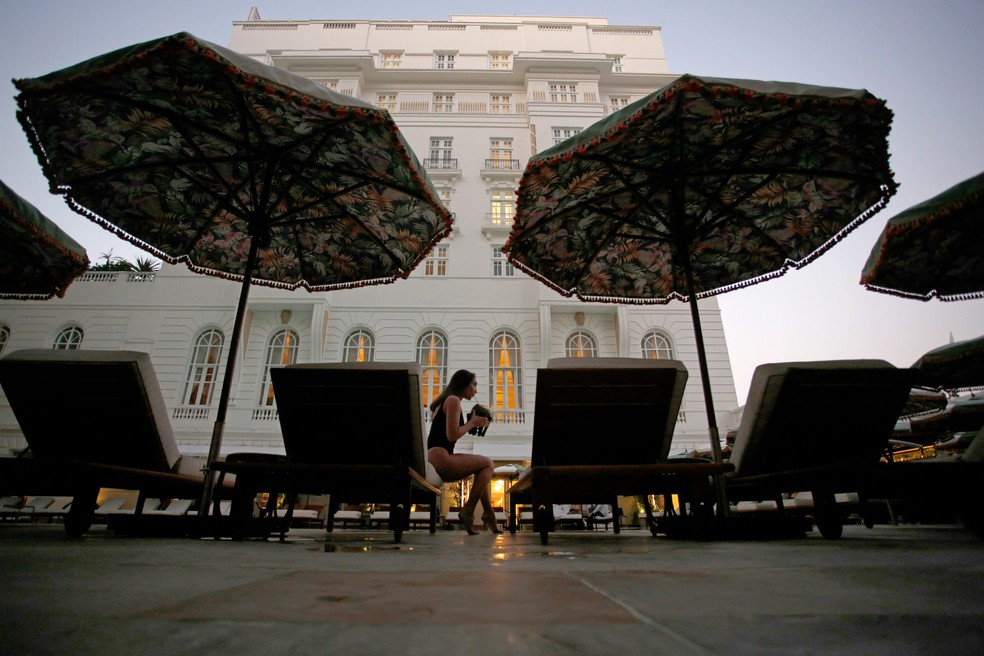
[
  {"x1": 173, "y1": 406, "x2": 211, "y2": 421},
  {"x1": 252, "y1": 407, "x2": 280, "y2": 422},
  {"x1": 423, "y1": 158, "x2": 459, "y2": 170},
  {"x1": 484, "y1": 159, "x2": 520, "y2": 171}
]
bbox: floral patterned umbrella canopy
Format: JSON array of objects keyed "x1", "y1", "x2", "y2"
[
  {"x1": 861, "y1": 171, "x2": 984, "y2": 301},
  {"x1": 14, "y1": 32, "x2": 452, "y2": 509},
  {"x1": 0, "y1": 178, "x2": 89, "y2": 300},
  {"x1": 505, "y1": 75, "x2": 896, "y2": 462}
]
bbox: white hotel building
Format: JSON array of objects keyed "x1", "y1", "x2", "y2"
[{"x1": 0, "y1": 13, "x2": 739, "y2": 483}]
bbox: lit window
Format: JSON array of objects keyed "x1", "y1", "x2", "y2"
[
  {"x1": 424, "y1": 244, "x2": 449, "y2": 276},
  {"x1": 377, "y1": 94, "x2": 397, "y2": 111},
  {"x1": 435, "y1": 53, "x2": 455, "y2": 69},
  {"x1": 492, "y1": 246, "x2": 514, "y2": 277},
  {"x1": 433, "y1": 94, "x2": 454, "y2": 113},
  {"x1": 0, "y1": 325, "x2": 9, "y2": 357},
  {"x1": 53, "y1": 325, "x2": 83, "y2": 350},
  {"x1": 489, "y1": 138, "x2": 513, "y2": 169},
  {"x1": 490, "y1": 191, "x2": 515, "y2": 226},
  {"x1": 416, "y1": 330, "x2": 448, "y2": 410},
  {"x1": 566, "y1": 331, "x2": 597, "y2": 358},
  {"x1": 321, "y1": 80, "x2": 339, "y2": 91},
  {"x1": 258, "y1": 328, "x2": 299, "y2": 407},
  {"x1": 490, "y1": 53, "x2": 511, "y2": 70},
  {"x1": 491, "y1": 95, "x2": 511, "y2": 113},
  {"x1": 343, "y1": 329, "x2": 375, "y2": 363},
  {"x1": 612, "y1": 56, "x2": 623, "y2": 73},
  {"x1": 549, "y1": 83, "x2": 578, "y2": 103},
  {"x1": 181, "y1": 328, "x2": 224, "y2": 407},
  {"x1": 489, "y1": 330, "x2": 523, "y2": 419},
  {"x1": 642, "y1": 331, "x2": 674, "y2": 360},
  {"x1": 552, "y1": 127, "x2": 582, "y2": 145},
  {"x1": 381, "y1": 52, "x2": 401, "y2": 69},
  {"x1": 438, "y1": 188, "x2": 452, "y2": 209}
]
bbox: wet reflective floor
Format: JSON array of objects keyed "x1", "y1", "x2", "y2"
[{"x1": 1, "y1": 523, "x2": 982, "y2": 655}]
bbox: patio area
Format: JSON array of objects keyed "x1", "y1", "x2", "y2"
[{"x1": 1, "y1": 522, "x2": 982, "y2": 655}]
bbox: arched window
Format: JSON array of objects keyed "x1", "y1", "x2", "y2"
[
  {"x1": 258, "y1": 328, "x2": 300, "y2": 406},
  {"x1": 489, "y1": 330, "x2": 522, "y2": 418},
  {"x1": 181, "y1": 328, "x2": 224, "y2": 407},
  {"x1": 53, "y1": 325, "x2": 83, "y2": 350},
  {"x1": 0, "y1": 325, "x2": 9, "y2": 357},
  {"x1": 565, "y1": 330, "x2": 597, "y2": 358},
  {"x1": 416, "y1": 329, "x2": 448, "y2": 410},
  {"x1": 343, "y1": 329, "x2": 375, "y2": 363},
  {"x1": 642, "y1": 331, "x2": 674, "y2": 360}
]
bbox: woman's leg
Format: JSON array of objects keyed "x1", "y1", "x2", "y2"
[{"x1": 428, "y1": 449, "x2": 496, "y2": 514}]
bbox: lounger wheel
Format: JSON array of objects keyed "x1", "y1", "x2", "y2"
[{"x1": 813, "y1": 493, "x2": 843, "y2": 540}]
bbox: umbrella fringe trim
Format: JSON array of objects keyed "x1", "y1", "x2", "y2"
[
  {"x1": 507, "y1": 188, "x2": 896, "y2": 305},
  {"x1": 61, "y1": 192, "x2": 454, "y2": 293}
]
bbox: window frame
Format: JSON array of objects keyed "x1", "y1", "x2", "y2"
[
  {"x1": 52, "y1": 325, "x2": 84, "y2": 350},
  {"x1": 491, "y1": 245, "x2": 515, "y2": 277},
  {"x1": 488, "y1": 329, "x2": 523, "y2": 414},
  {"x1": 180, "y1": 327, "x2": 225, "y2": 408},
  {"x1": 565, "y1": 330, "x2": 598, "y2": 358},
  {"x1": 416, "y1": 329, "x2": 449, "y2": 411},
  {"x1": 642, "y1": 330, "x2": 675, "y2": 360},
  {"x1": 257, "y1": 328, "x2": 300, "y2": 407},
  {"x1": 343, "y1": 328, "x2": 375, "y2": 363},
  {"x1": 424, "y1": 244, "x2": 449, "y2": 276}
]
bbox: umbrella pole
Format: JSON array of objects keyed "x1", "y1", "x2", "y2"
[
  {"x1": 198, "y1": 237, "x2": 261, "y2": 517},
  {"x1": 683, "y1": 261, "x2": 730, "y2": 521}
]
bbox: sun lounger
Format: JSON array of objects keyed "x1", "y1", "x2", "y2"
[
  {"x1": 723, "y1": 359, "x2": 915, "y2": 538},
  {"x1": 0, "y1": 349, "x2": 227, "y2": 536},
  {"x1": 506, "y1": 357, "x2": 732, "y2": 544},
  {"x1": 213, "y1": 362, "x2": 441, "y2": 543}
]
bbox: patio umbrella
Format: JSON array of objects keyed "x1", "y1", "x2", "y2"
[
  {"x1": 14, "y1": 32, "x2": 452, "y2": 511},
  {"x1": 505, "y1": 74, "x2": 896, "y2": 464},
  {"x1": 911, "y1": 334, "x2": 984, "y2": 392},
  {"x1": 0, "y1": 178, "x2": 89, "y2": 300},
  {"x1": 861, "y1": 170, "x2": 984, "y2": 301},
  {"x1": 899, "y1": 387, "x2": 948, "y2": 419}
]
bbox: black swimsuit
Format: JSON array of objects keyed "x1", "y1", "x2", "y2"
[{"x1": 427, "y1": 404, "x2": 464, "y2": 454}]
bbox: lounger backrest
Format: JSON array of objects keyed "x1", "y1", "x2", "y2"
[
  {"x1": 0, "y1": 349, "x2": 179, "y2": 472},
  {"x1": 731, "y1": 360, "x2": 915, "y2": 477},
  {"x1": 271, "y1": 362, "x2": 426, "y2": 474},
  {"x1": 532, "y1": 357, "x2": 688, "y2": 466}
]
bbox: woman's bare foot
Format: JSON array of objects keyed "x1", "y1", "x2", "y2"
[
  {"x1": 458, "y1": 508, "x2": 478, "y2": 535},
  {"x1": 482, "y1": 512, "x2": 504, "y2": 534}
]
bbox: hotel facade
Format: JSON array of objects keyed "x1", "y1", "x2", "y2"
[{"x1": 0, "y1": 13, "x2": 740, "y2": 490}]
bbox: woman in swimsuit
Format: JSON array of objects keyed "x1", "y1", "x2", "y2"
[{"x1": 427, "y1": 369, "x2": 500, "y2": 535}]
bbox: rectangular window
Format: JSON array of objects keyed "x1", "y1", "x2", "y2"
[
  {"x1": 381, "y1": 52, "x2": 401, "y2": 69},
  {"x1": 376, "y1": 94, "x2": 397, "y2": 111},
  {"x1": 433, "y1": 94, "x2": 454, "y2": 113},
  {"x1": 609, "y1": 96, "x2": 630, "y2": 113},
  {"x1": 435, "y1": 53, "x2": 455, "y2": 69},
  {"x1": 490, "y1": 192, "x2": 515, "y2": 227},
  {"x1": 612, "y1": 56, "x2": 623, "y2": 73},
  {"x1": 549, "y1": 83, "x2": 578, "y2": 103},
  {"x1": 429, "y1": 137, "x2": 453, "y2": 163},
  {"x1": 491, "y1": 95, "x2": 511, "y2": 114},
  {"x1": 492, "y1": 246, "x2": 515, "y2": 277},
  {"x1": 490, "y1": 53, "x2": 511, "y2": 70},
  {"x1": 490, "y1": 138, "x2": 513, "y2": 162},
  {"x1": 321, "y1": 80, "x2": 339, "y2": 91},
  {"x1": 424, "y1": 244, "x2": 449, "y2": 276},
  {"x1": 552, "y1": 127, "x2": 582, "y2": 145},
  {"x1": 438, "y1": 188, "x2": 452, "y2": 209}
]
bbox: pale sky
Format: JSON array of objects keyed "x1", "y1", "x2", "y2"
[{"x1": 1, "y1": 0, "x2": 982, "y2": 401}]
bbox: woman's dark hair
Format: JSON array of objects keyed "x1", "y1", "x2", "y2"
[{"x1": 429, "y1": 369, "x2": 477, "y2": 413}]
